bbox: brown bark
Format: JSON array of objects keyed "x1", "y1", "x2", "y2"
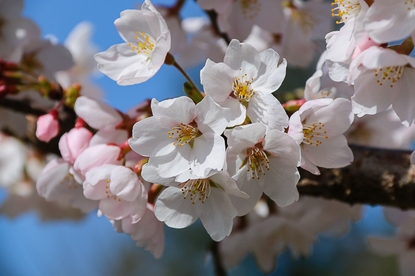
[{"x1": 298, "y1": 145, "x2": 415, "y2": 209}]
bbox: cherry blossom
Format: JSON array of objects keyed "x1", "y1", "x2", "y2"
[
  {"x1": 201, "y1": 39, "x2": 288, "y2": 129},
  {"x1": 129, "y1": 95, "x2": 230, "y2": 179},
  {"x1": 153, "y1": 169, "x2": 248, "y2": 242},
  {"x1": 11, "y1": 37, "x2": 74, "y2": 80},
  {"x1": 0, "y1": 0, "x2": 40, "y2": 59},
  {"x1": 288, "y1": 98, "x2": 354, "y2": 175},
  {"x1": 71, "y1": 143, "x2": 123, "y2": 183},
  {"x1": 36, "y1": 127, "x2": 97, "y2": 212},
  {"x1": 220, "y1": 0, "x2": 285, "y2": 41},
  {"x1": 225, "y1": 123, "x2": 300, "y2": 215},
  {"x1": 364, "y1": 0, "x2": 415, "y2": 43},
  {"x1": 56, "y1": 21, "x2": 102, "y2": 99},
  {"x1": 368, "y1": 217, "x2": 415, "y2": 276},
  {"x1": 112, "y1": 204, "x2": 165, "y2": 259},
  {"x1": 83, "y1": 164, "x2": 147, "y2": 222},
  {"x1": 35, "y1": 112, "x2": 59, "y2": 142},
  {"x1": 74, "y1": 96, "x2": 129, "y2": 145},
  {"x1": 94, "y1": 0, "x2": 171, "y2": 85},
  {"x1": 36, "y1": 158, "x2": 98, "y2": 213},
  {"x1": 0, "y1": 134, "x2": 25, "y2": 188},
  {"x1": 349, "y1": 46, "x2": 415, "y2": 126}
]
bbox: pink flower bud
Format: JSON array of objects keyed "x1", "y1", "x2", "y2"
[
  {"x1": 36, "y1": 112, "x2": 60, "y2": 142},
  {"x1": 352, "y1": 38, "x2": 379, "y2": 60},
  {"x1": 59, "y1": 127, "x2": 93, "y2": 163}
]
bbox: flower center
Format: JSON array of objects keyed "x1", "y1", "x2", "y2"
[
  {"x1": 21, "y1": 52, "x2": 43, "y2": 75},
  {"x1": 283, "y1": 1, "x2": 318, "y2": 34},
  {"x1": 168, "y1": 123, "x2": 198, "y2": 146},
  {"x1": 373, "y1": 66, "x2": 404, "y2": 88},
  {"x1": 128, "y1": 31, "x2": 156, "y2": 57},
  {"x1": 331, "y1": 0, "x2": 361, "y2": 24},
  {"x1": 105, "y1": 179, "x2": 121, "y2": 202},
  {"x1": 302, "y1": 122, "x2": 329, "y2": 146},
  {"x1": 292, "y1": 10, "x2": 318, "y2": 33},
  {"x1": 405, "y1": 0, "x2": 415, "y2": 11},
  {"x1": 345, "y1": 121, "x2": 374, "y2": 145},
  {"x1": 239, "y1": 0, "x2": 261, "y2": 20},
  {"x1": 233, "y1": 72, "x2": 254, "y2": 102},
  {"x1": 62, "y1": 173, "x2": 79, "y2": 190},
  {"x1": 181, "y1": 179, "x2": 211, "y2": 204},
  {"x1": 246, "y1": 144, "x2": 269, "y2": 179}
]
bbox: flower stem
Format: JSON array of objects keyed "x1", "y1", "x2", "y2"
[
  {"x1": 165, "y1": 52, "x2": 204, "y2": 103},
  {"x1": 210, "y1": 240, "x2": 227, "y2": 276}
]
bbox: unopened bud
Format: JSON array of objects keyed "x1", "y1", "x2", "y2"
[{"x1": 64, "y1": 83, "x2": 82, "y2": 108}]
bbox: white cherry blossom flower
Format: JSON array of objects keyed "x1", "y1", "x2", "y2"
[
  {"x1": 364, "y1": 0, "x2": 415, "y2": 43},
  {"x1": 0, "y1": 134, "x2": 25, "y2": 188},
  {"x1": 304, "y1": 51, "x2": 354, "y2": 101},
  {"x1": 83, "y1": 164, "x2": 147, "y2": 222},
  {"x1": 288, "y1": 98, "x2": 354, "y2": 175},
  {"x1": 0, "y1": 0, "x2": 40, "y2": 59},
  {"x1": 71, "y1": 144, "x2": 123, "y2": 183},
  {"x1": 348, "y1": 46, "x2": 415, "y2": 126},
  {"x1": 74, "y1": 96, "x2": 123, "y2": 130},
  {"x1": 36, "y1": 158, "x2": 98, "y2": 213},
  {"x1": 219, "y1": 0, "x2": 285, "y2": 41},
  {"x1": 36, "y1": 127, "x2": 98, "y2": 213},
  {"x1": 153, "y1": 169, "x2": 248, "y2": 242},
  {"x1": 11, "y1": 37, "x2": 74, "y2": 80},
  {"x1": 225, "y1": 123, "x2": 300, "y2": 215},
  {"x1": 346, "y1": 109, "x2": 415, "y2": 150},
  {"x1": 112, "y1": 204, "x2": 165, "y2": 259},
  {"x1": 129, "y1": 95, "x2": 230, "y2": 179},
  {"x1": 368, "y1": 217, "x2": 415, "y2": 276},
  {"x1": 56, "y1": 21, "x2": 102, "y2": 99},
  {"x1": 201, "y1": 39, "x2": 288, "y2": 129},
  {"x1": 94, "y1": 0, "x2": 171, "y2": 85}
]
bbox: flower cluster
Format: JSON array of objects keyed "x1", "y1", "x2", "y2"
[{"x1": 1, "y1": 0, "x2": 415, "y2": 275}]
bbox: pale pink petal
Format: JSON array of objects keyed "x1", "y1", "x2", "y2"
[{"x1": 154, "y1": 186, "x2": 198, "y2": 228}]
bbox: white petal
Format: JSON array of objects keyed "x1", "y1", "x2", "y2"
[
  {"x1": 198, "y1": 188, "x2": 237, "y2": 241},
  {"x1": 367, "y1": 236, "x2": 406, "y2": 256},
  {"x1": 154, "y1": 187, "x2": 198, "y2": 228},
  {"x1": 224, "y1": 39, "x2": 261, "y2": 75},
  {"x1": 200, "y1": 59, "x2": 234, "y2": 103},
  {"x1": 303, "y1": 135, "x2": 353, "y2": 169},
  {"x1": 196, "y1": 95, "x2": 230, "y2": 135},
  {"x1": 209, "y1": 170, "x2": 248, "y2": 198},
  {"x1": 74, "y1": 96, "x2": 122, "y2": 129},
  {"x1": 151, "y1": 96, "x2": 197, "y2": 126},
  {"x1": 129, "y1": 116, "x2": 175, "y2": 157},
  {"x1": 254, "y1": 49, "x2": 286, "y2": 93},
  {"x1": 229, "y1": 167, "x2": 264, "y2": 216},
  {"x1": 191, "y1": 133, "x2": 226, "y2": 177},
  {"x1": 248, "y1": 94, "x2": 288, "y2": 131},
  {"x1": 263, "y1": 158, "x2": 300, "y2": 207}
]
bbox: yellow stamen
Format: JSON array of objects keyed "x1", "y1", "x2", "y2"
[
  {"x1": 181, "y1": 179, "x2": 211, "y2": 204},
  {"x1": 168, "y1": 123, "x2": 198, "y2": 146},
  {"x1": 128, "y1": 31, "x2": 155, "y2": 57},
  {"x1": 302, "y1": 122, "x2": 329, "y2": 147}
]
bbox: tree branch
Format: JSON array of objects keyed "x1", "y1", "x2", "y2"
[
  {"x1": 298, "y1": 145, "x2": 415, "y2": 209},
  {"x1": 2, "y1": 96, "x2": 415, "y2": 210},
  {"x1": 210, "y1": 241, "x2": 227, "y2": 276},
  {"x1": 0, "y1": 96, "x2": 77, "y2": 156}
]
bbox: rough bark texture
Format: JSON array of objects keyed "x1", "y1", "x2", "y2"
[{"x1": 298, "y1": 145, "x2": 415, "y2": 209}]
